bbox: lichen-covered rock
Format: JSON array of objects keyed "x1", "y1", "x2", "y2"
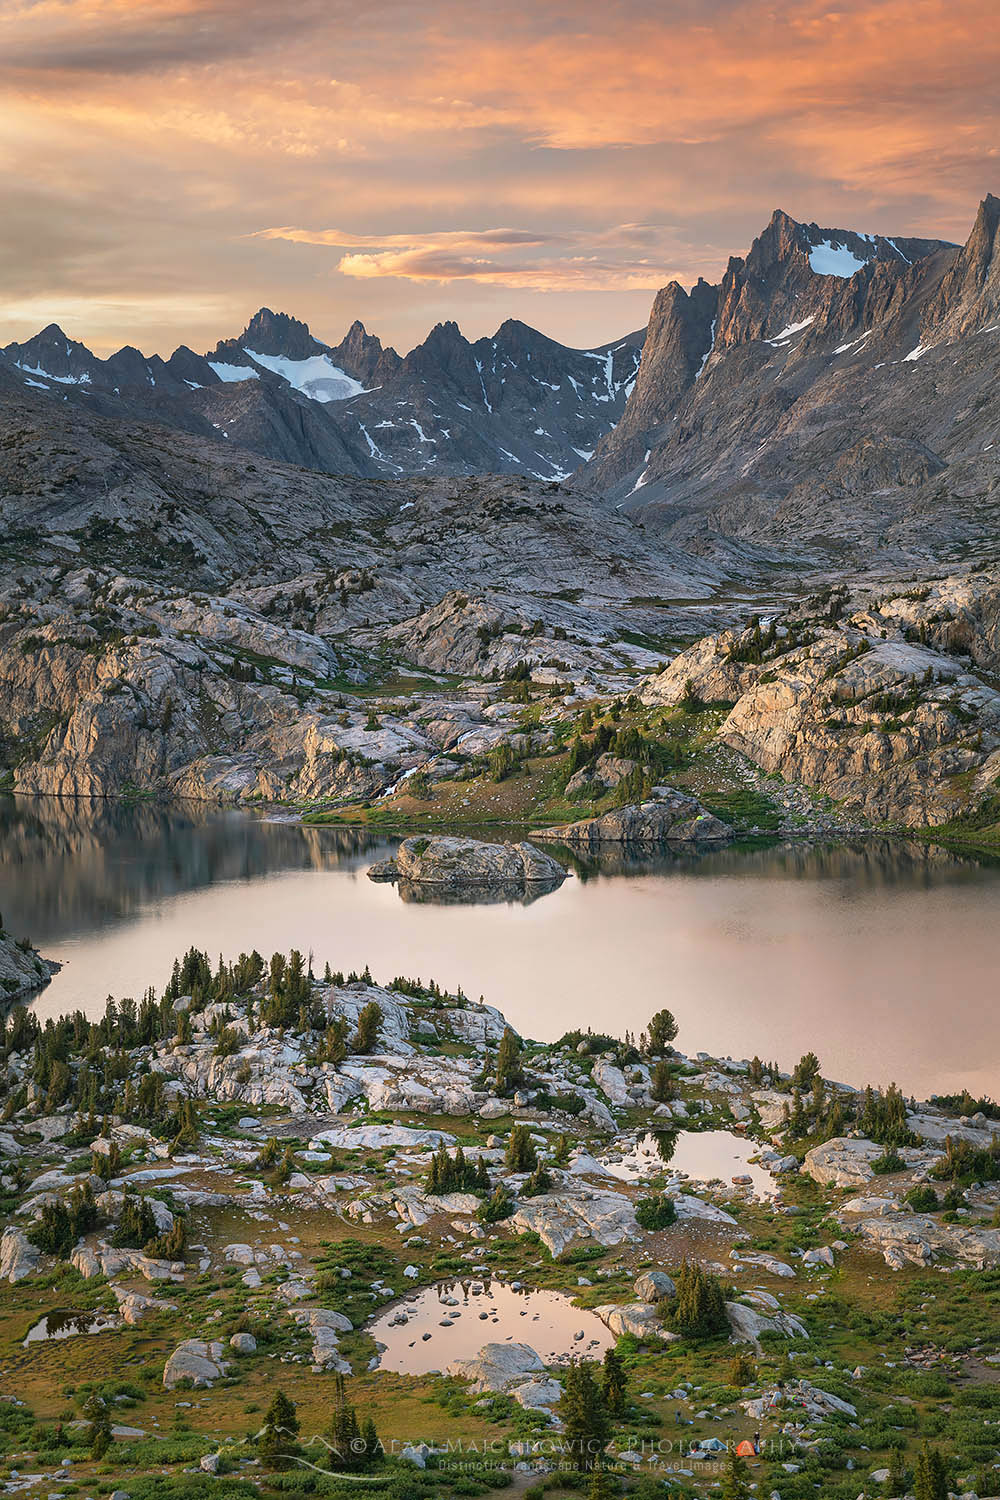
[
  {"x1": 0, "y1": 1227, "x2": 41, "y2": 1284},
  {"x1": 162, "y1": 1338, "x2": 228, "y2": 1388},
  {"x1": 447, "y1": 1341, "x2": 545, "y2": 1393},
  {"x1": 541, "y1": 792, "x2": 732, "y2": 846},
  {"x1": 510, "y1": 1186, "x2": 639, "y2": 1257},
  {"x1": 369, "y1": 836, "x2": 567, "y2": 893}
]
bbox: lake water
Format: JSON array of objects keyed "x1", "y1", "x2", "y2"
[
  {"x1": 3, "y1": 795, "x2": 999, "y2": 1098},
  {"x1": 369, "y1": 1278, "x2": 613, "y2": 1375}
]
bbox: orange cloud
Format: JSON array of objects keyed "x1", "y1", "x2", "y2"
[{"x1": 0, "y1": 0, "x2": 998, "y2": 352}]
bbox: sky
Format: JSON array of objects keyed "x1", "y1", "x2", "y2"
[{"x1": 1, "y1": 0, "x2": 998, "y2": 357}]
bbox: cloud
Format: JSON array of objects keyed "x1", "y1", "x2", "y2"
[
  {"x1": 256, "y1": 224, "x2": 685, "y2": 290},
  {"x1": 1, "y1": 0, "x2": 999, "y2": 353},
  {"x1": 252, "y1": 226, "x2": 563, "y2": 252}
]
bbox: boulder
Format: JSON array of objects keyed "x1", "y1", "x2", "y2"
[
  {"x1": 634, "y1": 1270, "x2": 676, "y2": 1302},
  {"x1": 854, "y1": 1214, "x2": 1000, "y2": 1270},
  {"x1": 112, "y1": 1286, "x2": 177, "y2": 1325},
  {"x1": 162, "y1": 1338, "x2": 228, "y2": 1388},
  {"x1": 725, "y1": 1301, "x2": 808, "y2": 1346},
  {"x1": 510, "y1": 1187, "x2": 640, "y2": 1257},
  {"x1": 597, "y1": 1301, "x2": 679, "y2": 1342},
  {"x1": 447, "y1": 1341, "x2": 545, "y2": 1393},
  {"x1": 802, "y1": 1137, "x2": 883, "y2": 1188}
]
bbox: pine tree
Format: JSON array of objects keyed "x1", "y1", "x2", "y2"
[
  {"x1": 83, "y1": 1395, "x2": 112, "y2": 1461},
  {"x1": 559, "y1": 1360, "x2": 612, "y2": 1471},
  {"x1": 601, "y1": 1348, "x2": 628, "y2": 1417},
  {"x1": 505, "y1": 1123, "x2": 537, "y2": 1172},
  {"x1": 477, "y1": 1184, "x2": 514, "y2": 1224},
  {"x1": 650, "y1": 1058, "x2": 676, "y2": 1102},
  {"x1": 721, "y1": 1447, "x2": 752, "y2": 1500},
  {"x1": 494, "y1": 1027, "x2": 523, "y2": 1094},
  {"x1": 646, "y1": 1009, "x2": 678, "y2": 1054},
  {"x1": 112, "y1": 1189, "x2": 158, "y2": 1249},
  {"x1": 587, "y1": 1466, "x2": 615, "y2": 1500},
  {"x1": 885, "y1": 1445, "x2": 907, "y2": 1497},
  {"x1": 914, "y1": 1444, "x2": 948, "y2": 1500},
  {"x1": 351, "y1": 1001, "x2": 382, "y2": 1054},
  {"x1": 259, "y1": 1390, "x2": 299, "y2": 1470},
  {"x1": 669, "y1": 1260, "x2": 728, "y2": 1339}
]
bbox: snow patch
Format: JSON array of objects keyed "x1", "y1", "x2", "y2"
[
  {"x1": 766, "y1": 315, "x2": 815, "y2": 346},
  {"x1": 809, "y1": 241, "x2": 869, "y2": 278},
  {"x1": 208, "y1": 361, "x2": 259, "y2": 384},
  {"x1": 15, "y1": 361, "x2": 91, "y2": 386},
  {"x1": 243, "y1": 349, "x2": 366, "y2": 403}
]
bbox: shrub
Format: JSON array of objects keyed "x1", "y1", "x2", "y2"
[{"x1": 635, "y1": 1193, "x2": 677, "y2": 1231}]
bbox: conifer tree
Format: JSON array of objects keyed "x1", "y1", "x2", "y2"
[
  {"x1": 645, "y1": 1009, "x2": 678, "y2": 1054},
  {"x1": 721, "y1": 1447, "x2": 752, "y2": 1500},
  {"x1": 505, "y1": 1123, "x2": 537, "y2": 1172},
  {"x1": 559, "y1": 1360, "x2": 612, "y2": 1471},
  {"x1": 351, "y1": 1001, "x2": 382, "y2": 1054},
  {"x1": 601, "y1": 1348, "x2": 628, "y2": 1417},
  {"x1": 494, "y1": 1026, "x2": 524, "y2": 1094},
  {"x1": 650, "y1": 1059, "x2": 676, "y2": 1103},
  {"x1": 669, "y1": 1260, "x2": 728, "y2": 1339}
]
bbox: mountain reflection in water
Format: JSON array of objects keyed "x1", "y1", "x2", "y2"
[{"x1": 3, "y1": 796, "x2": 999, "y2": 1098}]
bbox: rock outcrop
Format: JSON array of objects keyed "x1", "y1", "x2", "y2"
[
  {"x1": 0, "y1": 1228, "x2": 41, "y2": 1284},
  {"x1": 541, "y1": 792, "x2": 732, "y2": 846},
  {"x1": 853, "y1": 1215, "x2": 1000, "y2": 1271},
  {"x1": 0, "y1": 930, "x2": 56, "y2": 1005},
  {"x1": 368, "y1": 836, "x2": 567, "y2": 896},
  {"x1": 643, "y1": 580, "x2": 1000, "y2": 828},
  {"x1": 509, "y1": 1187, "x2": 640, "y2": 1257}
]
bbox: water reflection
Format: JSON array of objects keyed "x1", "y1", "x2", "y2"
[
  {"x1": 23, "y1": 1310, "x2": 119, "y2": 1345},
  {"x1": 369, "y1": 1277, "x2": 613, "y2": 1375},
  {"x1": 603, "y1": 1131, "x2": 778, "y2": 1200},
  {"x1": 3, "y1": 796, "x2": 1000, "y2": 1097}
]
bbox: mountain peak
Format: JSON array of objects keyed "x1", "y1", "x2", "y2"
[{"x1": 235, "y1": 308, "x2": 324, "y2": 360}]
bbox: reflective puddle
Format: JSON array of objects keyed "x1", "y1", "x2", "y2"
[
  {"x1": 605, "y1": 1130, "x2": 778, "y2": 1199},
  {"x1": 23, "y1": 1310, "x2": 120, "y2": 1346},
  {"x1": 369, "y1": 1277, "x2": 614, "y2": 1375}
]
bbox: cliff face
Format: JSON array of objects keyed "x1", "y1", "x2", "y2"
[{"x1": 582, "y1": 203, "x2": 1000, "y2": 569}]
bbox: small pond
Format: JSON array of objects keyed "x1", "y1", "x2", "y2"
[
  {"x1": 23, "y1": 1310, "x2": 119, "y2": 1346},
  {"x1": 604, "y1": 1130, "x2": 778, "y2": 1200},
  {"x1": 369, "y1": 1278, "x2": 614, "y2": 1375}
]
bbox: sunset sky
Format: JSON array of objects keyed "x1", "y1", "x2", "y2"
[{"x1": 1, "y1": 0, "x2": 997, "y2": 356}]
